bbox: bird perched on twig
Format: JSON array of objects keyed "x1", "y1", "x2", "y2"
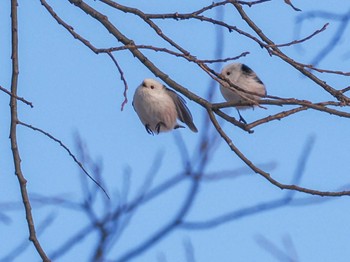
[
  {"x1": 133, "y1": 78, "x2": 198, "y2": 135},
  {"x1": 220, "y1": 63, "x2": 266, "y2": 123}
]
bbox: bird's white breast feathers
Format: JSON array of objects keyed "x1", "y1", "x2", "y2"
[
  {"x1": 133, "y1": 86, "x2": 178, "y2": 132},
  {"x1": 220, "y1": 63, "x2": 266, "y2": 109}
]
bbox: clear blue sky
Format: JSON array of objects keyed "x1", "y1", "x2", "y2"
[{"x1": 1, "y1": 1, "x2": 350, "y2": 261}]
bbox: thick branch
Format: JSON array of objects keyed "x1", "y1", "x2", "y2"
[{"x1": 9, "y1": 1, "x2": 50, "y2": 261}]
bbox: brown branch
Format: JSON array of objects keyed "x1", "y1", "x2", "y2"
[
  {"x1": 212, "y1": 108, "x2": 253, "y2": 133},
  {"x1": 46, "y1": 0, "x2": 254, "y2": 117},
  {"x1": 99, "y1": 0, "x2": 258, "y2": 105},
  {"x1": 213, "y1": 98, "x2": 350, "y2": 122},
  {"x1": 40, "y1": 0, "x2": 129, "y2": 109},
  {"x1": 212, "y1": 94, "x2": 350, "y2": 142},
  {"x1": 211, "y1": 93, "x2": 350, "y2": 131},
  {"x1": 104, "y1": 45, "x2": 249, "y2": 64},
  {"x1": 138, "y1": 9, "x2": 276, "y2": 107},
  {"x1": 231, "y1": 2, "x2": 350, "y2": 104},
  {"x1": 9, "y1": 1, "x2": 50, "y2": 261},
  {"x1": 108, "y1": 45, "x2": 249, "y2": 64},
  {"x1": 66, "y1": 1, "x2": 350, "y2": 197},
  {"x1": 206, "y1": 109, "x2": 350, "y2": 196},
  {"x1": 341, "y1": 86, "x2": 350, "y2": 93},
  {"x1": 0, "y1": 85, "x2": 33, "y2": 107},
  {"x1": 42, "y1": 0, "x2": 246, "y2": 111},
  {"x1": 300, "y1": 64, "x2": 350, "y2": 76},
  {"x1": 246, "y1": 100, "x2": 350, "y2": 129},
  {"x1": 100, "y1": 0, "x2": 191, "y2": 56},
  {"x1": 189, "y1": 0, "x2": 231, "y2": 16},
  {"x1": 248, "y1": 106, "x2": 307, "y2": 129},
  {"x1": 40, "y1": 0, "x2": 99, "y2": 53},
  {"x1": 267, "y1": 23, "x2": 329, "y2": 48},
  {"x1": 62, "y1": 0, "x2": 350, "y2": 198},
  {"x1": 284, "y1": 0, "x2": 301, "y2": 12},
  {"x1": 17, "y1": 121, "x2": 110, "y2": 199},
  {"x1": 239, "y1": 0, "x2": 272, "y2": 7},
  {"x1": 183, "y1": 0, "x2": 269, "y2": 16},
  {"x1": 145, "y1": 11, "x2": 266, "y2": 49},
  {"x1": 68, "y1": 0, "x2": 211, "y2": 108},
  {"x1": 101, "y1": 1, "x2": 349, "y2": 105},
  {"x1": 106, "y1": 52, "x2": 129, "y2": 111}
]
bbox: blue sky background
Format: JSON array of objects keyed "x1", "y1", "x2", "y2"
[{"x1": 1, "y1": 1, "x2": 350, "y2": 261}]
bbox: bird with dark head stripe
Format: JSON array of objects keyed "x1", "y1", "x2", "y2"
[{"x1": 220, "y1": 63, "x2": 266, "y2": 123}]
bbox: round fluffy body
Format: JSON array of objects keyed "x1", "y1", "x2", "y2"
[
  {"x1": 133, "y1": 78, "x2": 198, "y2": 134},
  {"x1": 220, "y1": 63, "x2": 266, "y2": 109}
]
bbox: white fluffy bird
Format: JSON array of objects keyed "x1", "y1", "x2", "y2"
[
  {"x1": 220, "y1": 63, "x2": 266, "y2": 122},
  {"x1": 133, "y1": 78, "x2": 198, "y2": 135}
]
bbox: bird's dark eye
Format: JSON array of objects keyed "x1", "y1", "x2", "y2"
[
  {"x1": 226, "y1": 72, "x2": 231, "y2": 76},
  {"x1": 150, "y1": 85, "x2": 154, "y2": 89}
]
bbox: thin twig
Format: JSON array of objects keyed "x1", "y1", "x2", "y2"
[
  {"x1": 40, "y1": 0, "x2": 129, "y2": 110},
  {"x1": 206, "y1": 108, "x2": 350, "y2": 196},
  {"x1": 106, "y1": 52, "x2": 128, "y2": 111},
  {"x1": 212, "y1": 98, "x2": 350, "y2": 122},
  {"x1": 284, "y1": 0, "x2": 301, "y2": 12},
  {"x1": 239, "y1": 0, "x2": 272, "y2": 7},
  {"x1": 267, "y1": 23, "x2": 329, "y2": 48},
  {"x1": 248, "y1": 106, "x2": 307, "y2": 129},
  {"x1": 301, "y1": 64, "x2": 350, "y2": 76},
  {"x1": 0, "y1": 85, "x2": 33, "y2": 107},
  {"x1": 18, "y1": 121, "x2": 110, "y2": 199}
]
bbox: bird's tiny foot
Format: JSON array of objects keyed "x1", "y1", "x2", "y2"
[
  {"x1": 237, "y1": 110, "x2": 247, "y2": 124},
  {"x1": 174, "y1": 124, "x2": 185, "y2": 129},
  {"x1": 155, "y1": 122, "x2": 166, "y2": 134},
  {"x1": 145, "y1": 124, "x2": 154, "y2": 135},
  {"x1": 238, "y1": 115, "x2": 247, "y2": 124}
]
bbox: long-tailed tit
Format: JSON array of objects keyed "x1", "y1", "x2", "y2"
[
  {"x1": 220, "y1": 63, "x2": 266, "y2": 123},
  {"x1": 133, "y1": 78, "x2": 198, "y2": 135}
]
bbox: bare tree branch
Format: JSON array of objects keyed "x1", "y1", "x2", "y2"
[
  {"x1": 267, "y1": 23, "x2": 329, "y2": 48},
  {"x1": 232, "y1": 2, "x2": 350, "y2": 104},
  {"x1": 17, "y1": 121, "x2": 110, "y2": 199},
  {"x1": 0, "y1": 85, "x2": 33, "y2": 107},
  {"x1": 206, "y1": 109, "x2": 350, "y2": 196},
  {"x1": 40, "y1": 0, "x2": 129, "y2": 109},
  {"x1": 284, "y1": 0, "x2": 301, "y2": 12},
  {"x1": 9, "y1": 1, "x2": 50, "y2": 261},
  {"x1": 5, "y1": 1, "x2": 350, "y2": 260}
]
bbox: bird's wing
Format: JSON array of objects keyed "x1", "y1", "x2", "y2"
[
  {"x1": 241, "y1": 64, "x2": 264, "y2": 86},
  {"x1": 165, "y1": 88, "x2": 198, "y2": 133}
]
